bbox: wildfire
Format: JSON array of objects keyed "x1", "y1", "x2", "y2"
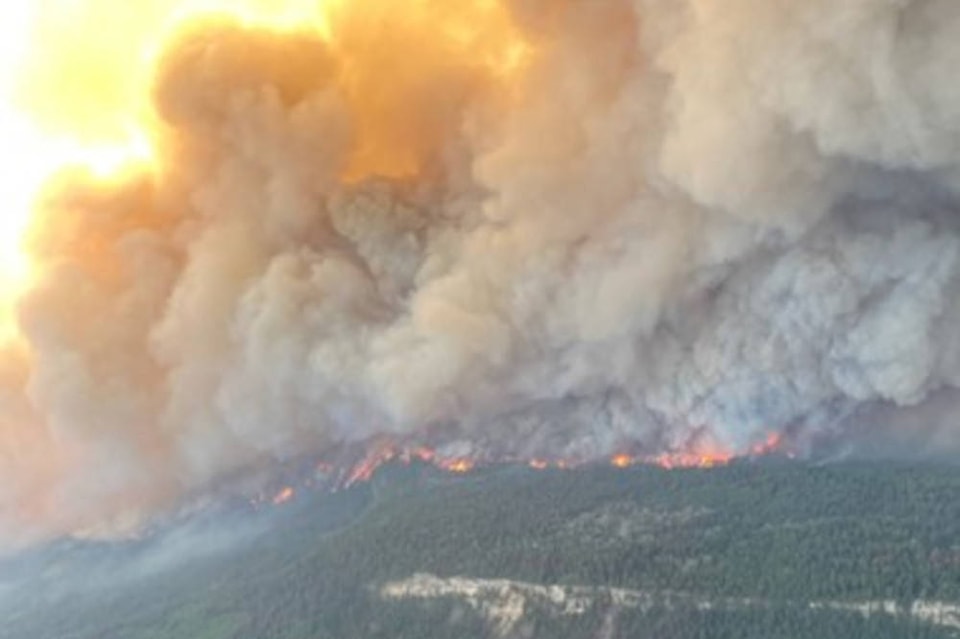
[
  {"x1": 344, "y1": 430, "x2": 791, "y2": 486},
  {"x1": 0, "y1": 0, "x2": 532, "y2": 342},
  {"x1": 401, "y1": 447, "x2": 436, "y2": 464},
  {"x1": 437, "y1": 458, "x2": 475, "y2": 474},
  {"x1": 332, "y1": 431, "x2": 792, "y2": 489},
  {"x1": 650, "y1": 431, "x2": 793, "y2": 469},
  {"x1": 252, "y1": 431, "x2": 795, "y2": 514},
  {"x1": 271, "y1": 486, "x2": 295, "y2": 505},
  {"x1": 342, "y1": 444, "x2": 400, "y2": 487},
  {"x1": 651, "y1": 451, "x2": 733, "y2": 470},
  {"x1": 342, "y1": 444, "x2": 479, "y2": 486},
  {"x1": 5, "y1": 2, "x2": 803, "y2": 524},
  {"x1": 749, "y1": 432, "x2": 787, "y2": 457},
  {"x1": 608, "y1": 449, "x2": 733, "y2": 471}
]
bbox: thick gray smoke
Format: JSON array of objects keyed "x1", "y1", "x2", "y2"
[{"x1": 3, "y1": 0, "x2": 960, "y2": 544}]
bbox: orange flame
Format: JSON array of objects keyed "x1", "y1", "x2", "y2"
[
  {"x1": 334, "y1": 430, "x2": 792, "y2": 489},
  {"x1": 271, "y1": 486, "x2": 295, "y2": 505},
  {"x1": 343, "y1": 444, "x2": 398, "y2": 487},
  {"x1": 651, "y1": 450, "x2": 734, "y2": 470},
  {"x1": 438, "y1": 458, "x2": 475, "y2": 474},
  {"x1": 749, "y1": 432, "x2": 786, "y2": 457},
  {"x1": 402, "y1": 447, "x2": 436, "y2": 464}
]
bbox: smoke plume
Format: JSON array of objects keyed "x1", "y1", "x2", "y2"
[{"x1": 3, "y1": 0, "x2": 960, "y2": 544}]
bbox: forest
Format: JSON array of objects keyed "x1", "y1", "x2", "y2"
[{"x1": 2, "y1": 458, "x2": 959, "y2": 638}]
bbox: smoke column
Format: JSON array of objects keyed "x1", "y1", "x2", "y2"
[{"x1": 2, "y1": 0, "x2": 960, "y2": 544}]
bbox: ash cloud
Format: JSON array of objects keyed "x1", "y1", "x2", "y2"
[{"x1": 4, "y1": 0, "x2": 960, "y2": 543}]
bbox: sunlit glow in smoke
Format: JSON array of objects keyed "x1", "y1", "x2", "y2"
[
  {"x1": 0, "y1": 1, "x2": 336, "y2": 300},
  {"x1": 0, "y1": 0, "x2": 530, "y2": 342},
  {"x1": 0, "y1": 0, "x2": 952, "y2": 550}
]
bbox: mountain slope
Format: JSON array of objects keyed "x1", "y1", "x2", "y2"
[{"x1": 3, "y1": 459, "x2": 960, "y2": 638}]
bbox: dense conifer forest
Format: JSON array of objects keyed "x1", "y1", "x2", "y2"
[{"x1": 3, "y1": 459, "x2": 960, "y2": 638}]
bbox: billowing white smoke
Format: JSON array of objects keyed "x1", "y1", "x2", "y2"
[{"x1": 5, "y1": 0, "x2": 960, "y2": 543}]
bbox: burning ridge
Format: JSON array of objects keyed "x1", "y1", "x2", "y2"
[{"x1": 0, "y1": 0, "x2": 959, "y2": 545}]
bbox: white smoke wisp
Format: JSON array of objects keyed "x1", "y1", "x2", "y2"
[{"x1": 3, "y1": 0, "x2": 960, "y2": 544}]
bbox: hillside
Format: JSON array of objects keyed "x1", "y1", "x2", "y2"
[{"x1": 3, "y1": 459, "x2": 960, "y2": 639}]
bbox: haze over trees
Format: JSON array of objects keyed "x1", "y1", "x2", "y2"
[{"x1": 1, "y1": 460, "x2": 959, "y2": 638}]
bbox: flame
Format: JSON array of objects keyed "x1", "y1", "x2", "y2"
[
  {"x1": 283, "y1": 432, "x2": 794, "y2": 501},
  {"x1": 334, "y1": 432, "x2": 794, "y2": 487},
  {"x1": 651, "y1": 450, "x2": 733, "y2": 470},
  {"x1": 337, "y1": 445, "x2": 481, "y2": 488},
  {"x1": 254, "y1": 433, "x2": 792, "y2": 514},
  {"x1": 343, "y1": 444, "x2": 399, "y2": 487},
  {"x1": 401, "y1": 447, "x2": 436, "y2": 464},
  {"x1": 749, "y1": 432, "x2": 787, "y2": 457},
  {"x1": 271, "y1": 486, "x2": 294, "y2": 505},
  {"x1": 437, "y1": 458, "x2": 475, "y2": 474}
]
